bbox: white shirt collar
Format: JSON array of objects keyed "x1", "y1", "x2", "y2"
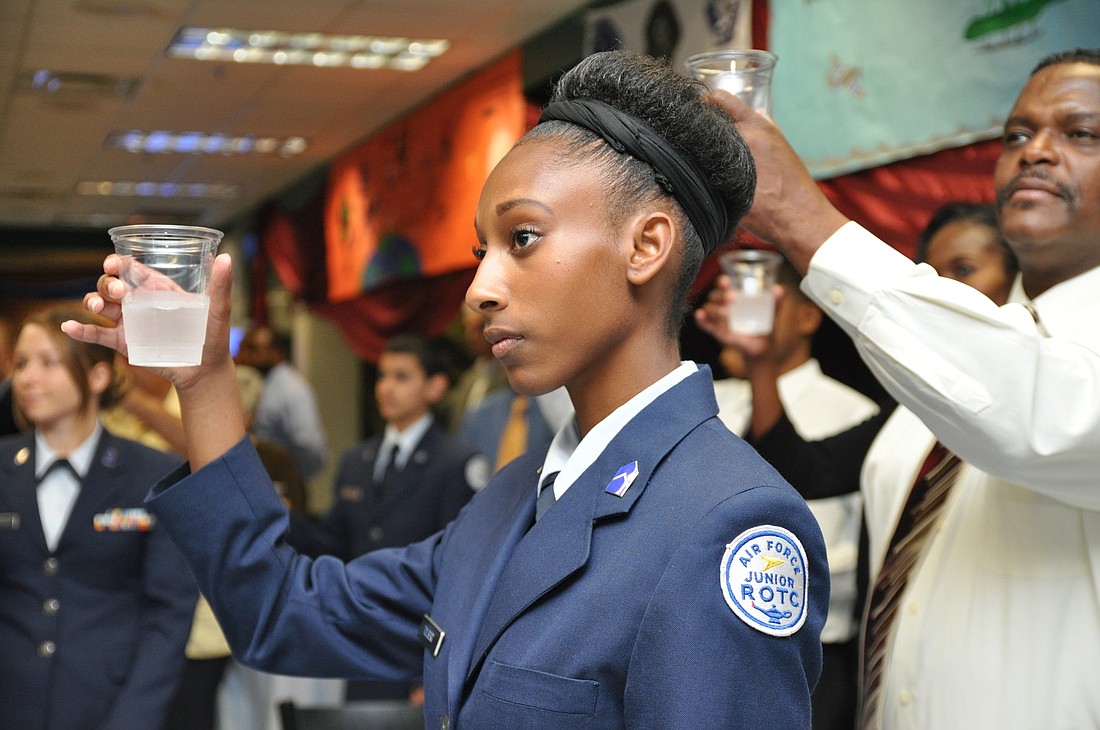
[
  {"x1": 773, "y1": 358, "x2": 823, "y2": 405},
  {"x1": 540, "y1": 361, "x2": 698, "y2": 500},
  {"x1": 1012, "y1": 265, "x2": 1100, "y2": 345},
  {"x1": 382, "y1": 413, "x2": 433, "y2": 468},
  {"x1": 34, "y1": 423, "x2": 102, "y2": 479}
]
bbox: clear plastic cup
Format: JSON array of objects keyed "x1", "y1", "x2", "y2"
[
  {"x1": 685, "y1": 49, "x2": 777, "y2": 116},
  {"x1": 109, "y1": 224, "x2": 224, "y2": 366},
  {"x1": 718, "y1": 249, "x2": 782, "y2": 335}
]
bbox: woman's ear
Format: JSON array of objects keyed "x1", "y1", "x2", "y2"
[
  {"x1": 87, "y1": 361, "x2": 113, "y2": 399},
  {"x1": 626, "y1": 211, "x2": 676, "y2": 287}
]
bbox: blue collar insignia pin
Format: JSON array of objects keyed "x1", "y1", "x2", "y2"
[
  {"x1": 101, "y1": 447, "x2": 118, "y2": 468},
  {"x1": 605, "y1": 460, "x2": 640, "y2": 497}
]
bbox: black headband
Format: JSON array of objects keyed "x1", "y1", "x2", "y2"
[{"x1": 537, "y1": 98, "x2": 730, "y2": 256}]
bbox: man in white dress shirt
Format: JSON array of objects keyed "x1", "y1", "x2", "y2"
[{"x1": 697, "y1": 48, "x2": 1100, "y2": 729}]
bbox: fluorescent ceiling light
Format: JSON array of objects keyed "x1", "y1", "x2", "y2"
[
  {"x1": 76, "y1": 180, "x2": 239, "y2": 200},
  {"x1": 167, "y1": 27, "x2": 449, "y2": 70},
  {"x1": 105, "y1": 130, "x2": 307, "y2": 157},
  {"x1": 18, "y1": 69, "x2": 139, "y2": 96}
]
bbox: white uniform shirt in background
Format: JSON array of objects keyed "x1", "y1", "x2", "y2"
[
  {"x1": 806, "y1": 222, "x2": 1100, "y2": 730},
  {"x1": 34, "y1": 426, "x2": 99, "y2": 552},
  {"x1": 714, "y1": 359, "x2": 879, "y2": 644}
]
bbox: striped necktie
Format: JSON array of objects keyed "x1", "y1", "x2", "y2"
[
  {"x1": 858, "y1": 443, "x2": 962, "y2": 729},
  {"x1": 495, "y1": 395, "x2": 528, "y2": 471}
]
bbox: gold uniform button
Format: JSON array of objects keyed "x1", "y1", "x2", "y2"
[
  {"x1": 43, "y1": 598, "x2": 60, "y2": 615},
  {"x1": 899, "y1": 690, "x2": 913, "y2": 707},
  {"x1": 828, "y1": 289, "x2": 844, "y2": 306},
  {"x1": 43, "y1": 557, "x2": 59, "y2": 576},
  {"x1": 39, "y1": 641, "x2": 56, "y2": 658}
]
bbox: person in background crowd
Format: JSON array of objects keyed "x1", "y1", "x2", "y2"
[
  {"x1": 235, "y1": 325, "x2": 328, "y2": 482},
  {"x1": 458, "y1": 384, "x2": 571, "y2": 473},
  {"x1": 101, "y1": 357, "x2": 187, "y2": 456},
  {"x1": 67, "y1": 50, "x2": 829, "y2": 728},
  {"x1": 236, "y1": 362, "x2": 309, "y2": 514},
  {"x1": 0, "y1": 304, "x2": 195, "y2": 730},
  {"x1": 441, "y1": 307, "x2": 511, "y2": 432},
  {"x1": 697, "y1": 47, "x2": 1100, "y2": 730},
  {"x1": 915, "y1": 201, "x2": 1019, "y2": 307},
  {"x1": 0, "y1": 315, "x2": 12, "y2": 378},
  {"x1": 449, "y1": 304, "x2": 572, "y2": 475},
  {"x1": 709, "y1": 255, "x2": 882, "y2": 730},
  {"x1": 294, "y1": 332, "x2": 488, "y2": 703},
  {"x1": 0, "y1": 314, "x2": 18, "y2": 437},
  {"x1": 294, "y1": 333, "x2": 486, "y2": 563}
]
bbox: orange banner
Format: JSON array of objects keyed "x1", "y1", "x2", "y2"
[{"x1": 325, "y1": 52, "x2": 525, "y2": 302}]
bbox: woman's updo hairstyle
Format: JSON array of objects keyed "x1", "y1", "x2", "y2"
[{"x1": 528, "y1": 51, "x2": 756, "y2": 333}]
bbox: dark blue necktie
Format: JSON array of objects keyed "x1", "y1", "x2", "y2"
[
  {"x1": 374, "y1": 445, "x2": 399, "y2": 499},
  {"x1": 535, "y1": 471, "x2": 559, "y2": 522},
  {"x1": 38, "y1": 458, "x2": 80, "y2": 484}
]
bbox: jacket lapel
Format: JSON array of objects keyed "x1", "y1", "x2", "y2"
[
  {"x1": 463, "y1": 367, "x2": 721, "y2": 686},
  {"x1": 445, "y1": 459, "x2": 538, "y2": 710}
]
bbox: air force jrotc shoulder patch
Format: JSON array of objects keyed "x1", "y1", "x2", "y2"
[{"x1": 721, "y1": 525, "x2": 809, "y2": 637}]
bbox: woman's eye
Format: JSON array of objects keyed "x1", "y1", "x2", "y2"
[
  {"x1": 513, "y1": 229, "x2": 539, "y2": 249},
  {"x1": 472, "y1": 245, "x2": 486, "y2": 261}
]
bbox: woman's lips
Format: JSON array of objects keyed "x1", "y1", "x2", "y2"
[
  {"x1": 490, "y1": 335, "x2": 521, "y2": 359},
  {"x1": 485, "y1": 327, "x2": 522, "y2": 359}
]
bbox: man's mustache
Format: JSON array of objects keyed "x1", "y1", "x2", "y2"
[{"x1": 996, "y1": 170, "x2": 1075, "y2": 210}]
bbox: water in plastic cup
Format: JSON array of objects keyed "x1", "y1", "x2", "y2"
[
  {"x1": 684, "y1": 49, "x2": 777, "y2": 116},
  {"x1": 718, "y1": 249, "x2": 783, "y2": 335},
  {"x1": 109, "y1": 224, "x2": 224, "y2": 367}
]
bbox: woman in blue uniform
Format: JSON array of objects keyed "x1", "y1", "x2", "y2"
[
  {"x1": 0, "y1": 305, "x2": 196, "y2": 730},
  {"x1": 67, "y1": 51, "x2": 828, "y2": 728}
]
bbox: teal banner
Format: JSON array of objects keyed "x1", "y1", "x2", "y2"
[{"x1": 769, "y1": 0, "x2": 1100, "y2": 179}]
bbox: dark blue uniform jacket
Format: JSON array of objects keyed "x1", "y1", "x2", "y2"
[
  {"x1": 149, "y1": 367, "x2": 828, "y2": 729},
  {"x1": 0, "y1": 430, "x2": 196, "y2": 730}
]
